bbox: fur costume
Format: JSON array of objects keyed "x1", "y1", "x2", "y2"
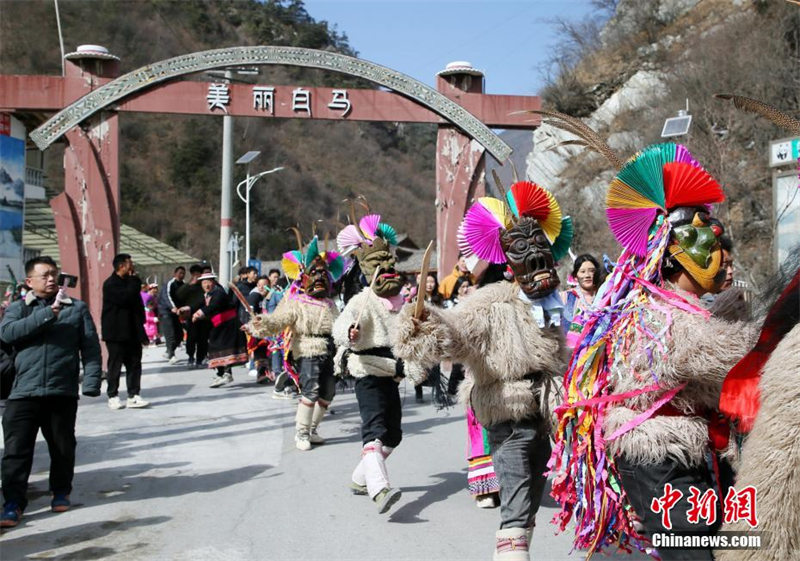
[
  {"x1": 716, "y1": 324, "x2": 800, "y2": 561},
  {"x1": 250, "y1": 294, "x2": 337, "y2": 359},
  {"x1": 603, "y1": 286, "x2": 756, "y2": 467},
  {"x1": 394, "y1": 280, "x2": 567, "y2": 427},
  {"x1": 333, "y1": 288, "x2": 425, "y2": 385}
]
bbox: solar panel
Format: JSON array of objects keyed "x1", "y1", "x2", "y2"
[
  {"x1": 236, "y1": 151, "x2": 261, "y2": 164},
  {"x1": 661, "y1": 115, "x2": 692, "y2": 138}
]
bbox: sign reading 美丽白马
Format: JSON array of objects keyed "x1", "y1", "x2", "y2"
[
  {"x1": 0, "y1": 113, "x2": 26, "y2": 284},
  {"x1": 769, "y1": 137, "x2": 800, "y2": 167},
  {"x1": 207, "y1": 83, "x2": 353, "y2": 118}
]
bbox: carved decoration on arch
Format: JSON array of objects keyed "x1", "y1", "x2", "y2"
[{"x1": 30, "y1": 46, "x2": 512, "y2": 161}]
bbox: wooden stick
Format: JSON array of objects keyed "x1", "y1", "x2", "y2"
[
  {"x1": 228, "y1": 282, "x2": 254, "y2": 317},
  {"x1": 414, "y1": 240, "x2": 434, "y2": 319},
  {"x1": 354, "y1": 267, "x2": 380, "y2": 328}
]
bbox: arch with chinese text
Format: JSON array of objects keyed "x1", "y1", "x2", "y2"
[{"x1": 30, "y1": 46, "x2": 511, "y2": 161}]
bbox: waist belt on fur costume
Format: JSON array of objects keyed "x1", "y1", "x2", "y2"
[
  {"x1": 340, "y1": 346, "x2": 405, "y2": 379},
  {"x1": 210, "y1": 309, "x2": 236, "y2": 327},
  {"x1": 307, "y1": 334, "x2": 336, "y2": 358},
  {"x1": 652, "y1": 400, "x2": 731, "y2": 500}
]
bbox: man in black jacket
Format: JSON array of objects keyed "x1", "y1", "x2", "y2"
[
  {"x1": 175, "y1": 263, "x2": 211, "y2": 368},
  {"x1": 101, "y1": 253, "x2": 149, "y2": 410},
  {"x1": 157, "y1": 265, "x2": 185, "y2": 364},
  {"x1": 0, "y1": 256, "x2": 102, "y2": 528}
]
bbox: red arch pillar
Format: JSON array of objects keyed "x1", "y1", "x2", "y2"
[
  {"x1": 435, "y1": 65, "x2": 487, "y2": 277},
  {"x1": 52, "y1": 51, "x2": 120, "y2": 325}
]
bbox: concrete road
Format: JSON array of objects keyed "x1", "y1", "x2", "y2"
[{"x1": 0, "y1": 347, "x2": 647, "y2": 561}]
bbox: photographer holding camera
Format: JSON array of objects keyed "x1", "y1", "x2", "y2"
[{"x1": 0, "y1": 256, "x2": 102, "y2": 528}]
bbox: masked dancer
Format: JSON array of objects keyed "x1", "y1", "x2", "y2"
[
  {"x1": 394, "y1": 181, "x2": 573, "y2": 560},
  {"x1": 247, "y1": 235, "x2": 345, "y2": 450}
]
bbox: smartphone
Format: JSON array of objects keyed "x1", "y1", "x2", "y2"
[{"x1": 57, "y1": 273, "x2": 78, "y2": 288}]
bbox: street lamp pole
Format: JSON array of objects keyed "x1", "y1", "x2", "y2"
[
  {"x1": 235, "y1": 165, "x2": 284, "y2": 264},
  {"x1": 218, "y1": 69, "x2": 234, "y2": 288}
]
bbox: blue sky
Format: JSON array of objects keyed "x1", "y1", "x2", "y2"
[{"x1": 303, "y1": 0, "x2": 598, "y2": 96}]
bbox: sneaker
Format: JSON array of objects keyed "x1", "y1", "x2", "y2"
[
  {"x1": 248, "y1": 369, "x2": 258, "y2": 378},
  {"x1": 295, "y1": 431, "x2": 312, "y2": 451},
  {"x1": 374, "y1": 487, "x2": 402, "y2": 514},
  {"x1": 271, "y1": 387, "x2": 295, "y2": 400},
  {"x1": 349, "y1": 482, "x2": 368, "y2": 496},
  {"x1": 209, "y1": 373, "x2": 233, "y2": 388},
  {"x1": 51, "y1": 494, "x2": 71, "y2": 513},
  {"x1": 187, "y1": 357, "x2": 195, "y2": 366},
  {"x1": 168, "y1": 356, "x2": 179, "y2": 365},
  {"x1": 0, "y1": 502, "x2": 22, "y2": 528},
  {"x1": 273, "y1": 370, "x2": 288, "y2": 390},
  {"x1": 126, "y1": 395, "x2": 150, "y2": 408},
  {"x1": 108, "y1": 397, "x2": 124, "y2": 410}
]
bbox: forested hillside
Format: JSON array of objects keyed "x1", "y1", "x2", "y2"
[{"x1": 0, "y1": 0, "x2": 438, "y2": 262}]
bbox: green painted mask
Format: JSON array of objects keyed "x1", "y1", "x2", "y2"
[
  {"x1": 354, "y1": 237, "x2": 402, "y2": 297},
  {"x1": 667, "y1": 207, "x2": 725, "y2": 292}
]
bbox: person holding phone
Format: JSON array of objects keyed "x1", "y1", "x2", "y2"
[{"x1": 0, "y1": 256, "x2": 102, "y2": 528}]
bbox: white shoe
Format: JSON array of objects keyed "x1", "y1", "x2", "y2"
[
  {"x1": 108, "y1": 397, "x2": 125, "y2": 410},
  {"x1": 476, "y1": 494, "x2": 499, "y2": 509},
  {"x1": 126, "y1": 395, "x2": 150, "y2": 408},
  {"x1": 248, "y1": 369, "x2": 258, "y2": 378},
  {"x1": 295, "y1": 431, "x2": 312, "y2": 451},
  {"x1": 309, "y1": 429, "x2": 325, "y2": 445},
  {"x1": 209, "y1": 373, "x2": 233, "y2": 388},
  {"x1": 168, "y1": 356, "x2": 179, "y2": 365}
]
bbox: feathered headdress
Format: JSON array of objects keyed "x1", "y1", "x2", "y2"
[
  {"x1": 281, "y1": 235, "x2": 345, "y2": 283},
  {"x1": 336, "y1": 213, "x2": 398, "y2": 255},
  {"x1": 457, "y1": 180, "x2": 573, "y2": 264},
  {"x1": 606, "y1": 142, "x2": 724, "y2": 256}
]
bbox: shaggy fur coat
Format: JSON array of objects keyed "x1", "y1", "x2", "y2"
[
  {"x1": 393, "y1": 281, "x2": 567, "y2": 427},
  {"x1": 333, "y1": 288, "x2": 425, "y2": 385},
  {"x1": 248, "y1": 294, "x2": 337, "y2": 358},
  {"x1": 604, "y1": 286, "x2": 756, "y2": 467},
  {"x1": 716, "y1": 324, "x2": 800, "y2": 561}
]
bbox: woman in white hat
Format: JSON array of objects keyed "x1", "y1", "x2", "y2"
[{"x1": 192, "y1": 273, "x2": 248, "y2": 387}]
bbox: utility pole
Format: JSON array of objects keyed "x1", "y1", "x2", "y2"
[{"x1": 218, "y1": 69, "x2": 233, "y2": 287}]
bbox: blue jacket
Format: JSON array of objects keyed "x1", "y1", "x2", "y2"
[{"x1": 0, "y1": 293, "x2": 102, "y2": 399}]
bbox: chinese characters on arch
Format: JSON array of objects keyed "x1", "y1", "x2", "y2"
[{"x1": 206, "y1": 83, "x2": 352, "y2": 117}]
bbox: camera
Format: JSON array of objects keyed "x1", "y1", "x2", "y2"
[{"x1": 57, "y1": 273, "x2": 78, "y2": 288}]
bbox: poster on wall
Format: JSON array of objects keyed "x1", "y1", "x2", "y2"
[{"x1": 0, "y1": 114, "x2": 26, "y2": 285}]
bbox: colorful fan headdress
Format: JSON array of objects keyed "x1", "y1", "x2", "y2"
[
  {"x1": 550, "y1": 142, "x2": 726, "y2": 556},
  {"x1": 336, "y1": 213, "x2": 398, "y2": 255},
  {"x1": 606, "y1": 142, "x2": 724, "y2": 257},
  {"x1": 457, "y1": 181, "x2": 573, "y2": 264},
  {"x1": 281, "y1": 235, "x2": 345, "y2": 283}
]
